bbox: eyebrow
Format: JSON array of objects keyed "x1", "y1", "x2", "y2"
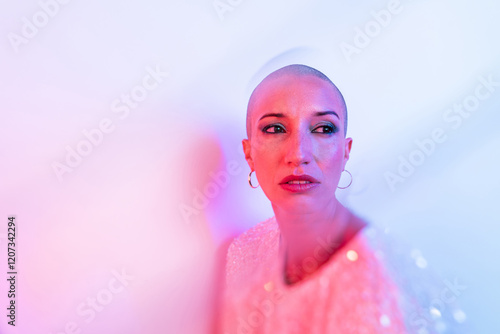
[{"x1": 258, "y1": 111, "x2": 339, "y2": 121}]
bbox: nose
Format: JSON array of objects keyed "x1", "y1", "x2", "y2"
[{"x1": 284, "y1": 130, "x2": 312, "y2": 167}]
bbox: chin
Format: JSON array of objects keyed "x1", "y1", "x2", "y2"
[{"x1": 273, "y1": 194, "x2": 325, "y2": 211}]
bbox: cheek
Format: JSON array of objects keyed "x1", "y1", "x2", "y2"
[
  {"x1": 252, "y1": 147, "x2": 276, "y2": 183},
  {"x1": 319, "y1": 142, "x2": 345, "y2": 178}
]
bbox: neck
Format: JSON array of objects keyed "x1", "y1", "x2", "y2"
[{"x1": 273, "y1": 198, "x2": 359, "y2": 284}]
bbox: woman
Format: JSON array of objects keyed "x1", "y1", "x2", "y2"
[{"x1": 220, "y1": 64, "x2": 467, "y2": 333}]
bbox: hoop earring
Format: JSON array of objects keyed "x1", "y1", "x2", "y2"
[
  {"x1": 248, "y1": 170, "x2": 260, "y2": 188},
  {"x1": 337, "y1": 170, "x2": 352, "y2": 189}
]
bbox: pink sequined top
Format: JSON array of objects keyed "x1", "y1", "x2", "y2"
[{"x1": 222, "y1": 216, "x2": 467, "y2": 334}]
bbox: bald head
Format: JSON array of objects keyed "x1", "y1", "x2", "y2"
[{"x1": 246, "y1": 64, "x2": 348, "y2": 139}]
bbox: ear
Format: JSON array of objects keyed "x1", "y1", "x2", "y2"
[
  {"x1": 242, "y1": 139, "x2": 255, "y2": 171},
  {"x1": 343, "y1": 137, "x2": 352, "y2": 169}
]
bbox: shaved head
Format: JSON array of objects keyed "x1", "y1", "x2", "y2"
[{"x1": 246, "y1": 64, "x2": 348, "y2": 139}]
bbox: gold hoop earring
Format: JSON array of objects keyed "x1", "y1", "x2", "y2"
[
  {"x1": 248, "y1": 170, "x2": 260, "y2": 188},
  {"x1": 337, "y1": 170, "x2": 352, "y2": 189}
]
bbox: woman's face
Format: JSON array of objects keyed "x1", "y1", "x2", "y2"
[{"x1": 243, "y1": 74, "x2": 352, "y2": 213}]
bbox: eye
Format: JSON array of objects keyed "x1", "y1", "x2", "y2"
[
  {"x1": 312, "y1": 124, "x2": 337, "y2": 134},
  {"x1": 262, "y1": 124, "x2": 286, "y2": 134}
]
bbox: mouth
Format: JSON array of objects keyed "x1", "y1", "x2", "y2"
[
  {"x1": 279, "y1": 174, "x2": 319, "y2": 193},
  {"x1": 279, "y1": 174, "x2": 320, "y2": 184},
  {"x1": 284, "y1": 180, "x2": 312, "y2": 184}
]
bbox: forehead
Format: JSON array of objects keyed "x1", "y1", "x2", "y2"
[{"x1": 249, "y1": 74, "x2": 344, "y2": 121}]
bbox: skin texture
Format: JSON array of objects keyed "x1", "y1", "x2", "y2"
[
  {"x1": 242, "y1": 66, "x2": 366, "y2": 284},
  {"x1": 246, "y1": 65, "x2": 348, "y2": 139}
]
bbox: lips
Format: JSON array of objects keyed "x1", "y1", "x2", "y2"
[
  {"x1": 279, "y1": 174, "x2": 320, "y2": 193},
  {"x1": 279, "y1": 174, "x2": 320, "y2": 184}
]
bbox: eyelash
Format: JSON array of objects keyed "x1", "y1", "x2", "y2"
[
  {"x1": 261, "y1": 124, "x2": 337, "y2": 134},
  {"x1": 262, "y1": 125, "x2": 286, "y2": 134}
]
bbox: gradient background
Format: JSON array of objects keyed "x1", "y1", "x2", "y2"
[{"x1": 1, "y1": 0, "x2": 499, "y2": 333}]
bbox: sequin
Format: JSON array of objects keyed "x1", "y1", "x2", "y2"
[
  {"x1": 380, "y1": 314, "x2": 391, "y2": 327},
  {"x1": 346, "y1": 249, "x2": 358, "y2": 261},
  {"x1": 453, "y1": 309, "x2": 467, "y2": 323},
  {"x1": 430, "y1": 306, "x2": 442, "y2": 318},
  {"x1": 222, "y1": 216, "x2": 469, "y2": 333},
  {"x1": 416, "y1": 256, "x2": 428, "y2": 269},
  {"x1": 264, "y1": 281, "x2": 274, "y2": 292}
]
